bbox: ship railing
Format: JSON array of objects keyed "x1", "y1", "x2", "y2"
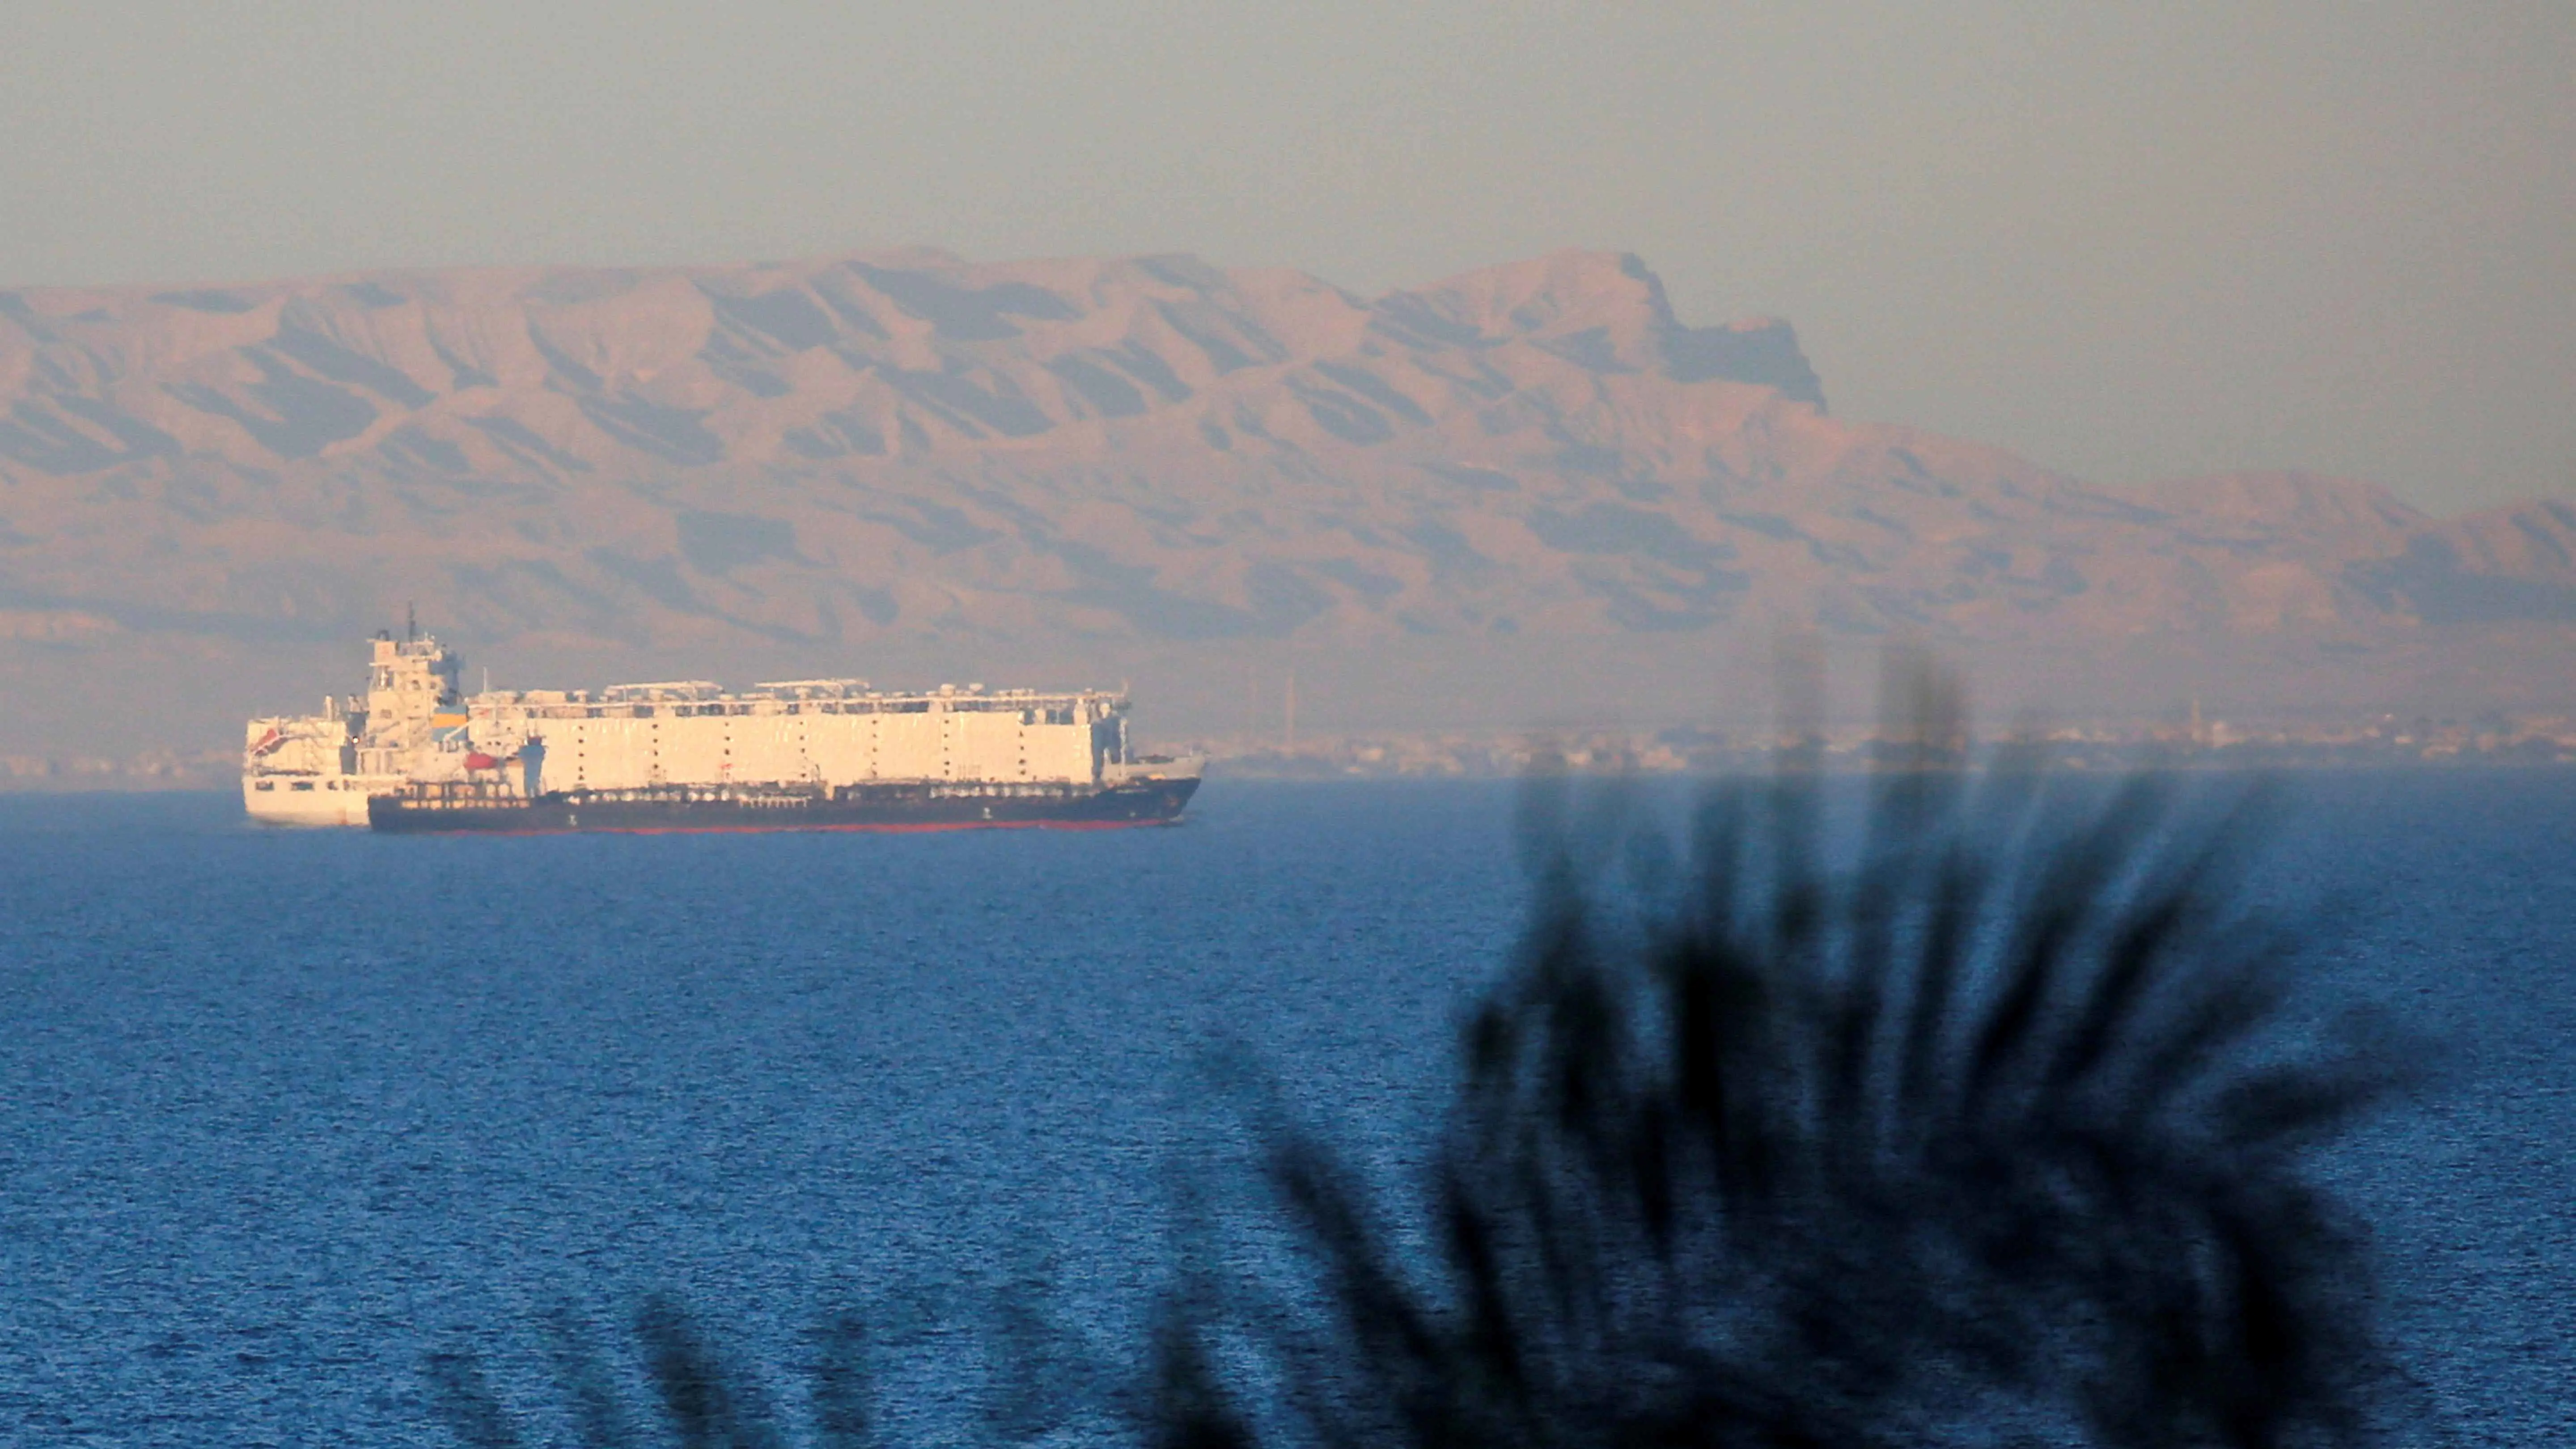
[
  {"x1": 600, "y1": 681, "x2": 722, "y2": 701},
  {"x1": 468, "y1": 688, "x2": 1124, "y2": 720},
  {"x1": 750, "y1": 679, "x2": 874, "y2": 698}
]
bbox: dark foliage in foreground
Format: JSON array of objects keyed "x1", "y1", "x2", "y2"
[
  {"x1": 1155, "y1": 780, "x2": 2411, "y2": 1447},
  {"x1": 430, "y1": 1299, "x2": 875, "y2": 1449},
  {"x1": 436, "y1": 701, "x2": 2417, "y2": 1447}
]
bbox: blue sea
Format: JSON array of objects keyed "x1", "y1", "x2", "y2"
[{"x1": 0, "y1": 775, "x2": 2570, "y2": 1446}]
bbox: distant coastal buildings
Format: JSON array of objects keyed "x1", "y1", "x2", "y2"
[
  {"x1": 4, "y1": 712, "x2": 2575, "y2": 792},
  {"x1": 0, "y1": 748, "x2": 236, "y2": 791},
  {"x1": 1192, "y1": 712, "x2": 2576, "y2": 779}
]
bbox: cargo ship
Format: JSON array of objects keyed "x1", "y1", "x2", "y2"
[{"x1": 244, "y1": 630, "x2": 1201, "y2": 833}]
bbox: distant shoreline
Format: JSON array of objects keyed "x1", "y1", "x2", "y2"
[{"x1": 7, "y1": 747, "x2": 2575, "y2": 796}]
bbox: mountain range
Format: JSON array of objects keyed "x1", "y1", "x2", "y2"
[{"x1": 3, "y1": 247, "x2": 2571, "y2": 754}]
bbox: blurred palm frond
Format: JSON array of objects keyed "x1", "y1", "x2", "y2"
[
  {"x1": 1153, "y1": 688, "x2": 2415, "y2": 1449},
  {"x1": 430, "y1": 1296, "x2": 847, "y2": 1449}
]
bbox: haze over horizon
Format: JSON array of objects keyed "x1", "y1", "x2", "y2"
[
  {"x1": 8, "y1": 9, "x2": 2576, "y2": 1445},
  {"x1": 4, "y1": 0, "x2": 2569, "y2": 515}
]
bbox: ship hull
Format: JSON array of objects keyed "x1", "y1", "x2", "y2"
[
  {"x1": 243, "y1": 774, "x2": 410, "y2": 827},
  {"x1": 367, "y1": 777, "x2": 1199, "y2": 835}
]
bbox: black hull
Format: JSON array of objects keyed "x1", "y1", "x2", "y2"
[{"x1": 367, "y1": 778, "x2": 1199, "y2": 835}]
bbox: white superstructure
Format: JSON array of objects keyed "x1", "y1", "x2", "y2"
[
  {"x1": 468, "y1": 679, "x2": 1136, "y2": 793},
  {"x1": 242, "y1": 629, "x2": 469, "y2": 826}
]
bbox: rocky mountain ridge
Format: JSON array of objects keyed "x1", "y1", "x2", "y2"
[{"x1": 2, "y1": 247, "x2": 2570, "y2": 751}]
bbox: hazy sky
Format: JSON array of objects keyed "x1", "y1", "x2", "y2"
[{"x1": 3, "y1": 1, "x2": 2568, "y2": 513}]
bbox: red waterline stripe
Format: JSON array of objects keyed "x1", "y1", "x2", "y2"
[{"x1": 393, "y1": 818, "x2": 1182, "y2": 837}]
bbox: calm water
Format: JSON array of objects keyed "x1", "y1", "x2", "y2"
[{"x1": 0, "y1": 775, "x2": 2570, "y2": 1445}]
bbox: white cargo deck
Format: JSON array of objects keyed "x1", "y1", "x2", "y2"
[{"x1": 470, "y1": 679, "x2": 1128, "y2": 793}]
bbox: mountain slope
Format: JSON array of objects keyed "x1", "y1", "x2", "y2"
[{"x1": 1, "y1": 248, "x2": 2570, "y2": 751}]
